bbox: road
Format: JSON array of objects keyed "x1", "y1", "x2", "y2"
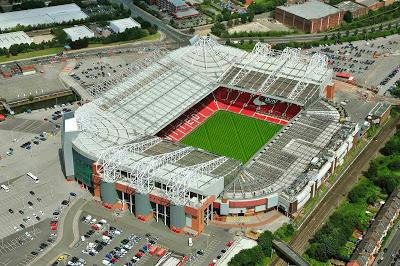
[
  {"x1": 221, "y1": 18, "x2": 400, "y2": 43},
  {"x1": 272, "y1": 115, "x2": 400, "y2": 266},
  {"x1": 380, "y1": 229, "x2": 400, "y2": 266},
  {"x1": 111, "y1": 0, "x2": 191, "y2": 45},
  {"x1": 31, "y1": 199, "x2": 87, "y2": 266}
]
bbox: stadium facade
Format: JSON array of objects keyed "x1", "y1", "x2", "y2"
[{"x1": 62, "y1": 37, "x2": 359, "y2": 234}]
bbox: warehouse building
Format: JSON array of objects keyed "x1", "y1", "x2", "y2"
[
  {"x1": 0, "y1": 31, "x2": 33, "y2": 49},
  {"x1": 109, "y1": 18, "x2": 141, "y2": 33},
  {"x1": 275, "y1": 0, "x2": 343, "y2": 33},
  {"x1": 64, "y1": 25, "x2": 95, "y2": 42},
  {"x1": 158, "y1": 0, "x2": 200, "y2": 19},
  {"x1": 355, "y1": 0, "x2": 384, "y2": 10},
  {"x1": 335, "y1": 1, "x2": 368, "y2": 18},
  {"x1": 0, "y1": 4, "x2": 88, "y2": 31}
]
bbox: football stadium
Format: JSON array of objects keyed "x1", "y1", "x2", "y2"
[{"x1": 62, "y1": 36, "x2": 359, "y2": 234}]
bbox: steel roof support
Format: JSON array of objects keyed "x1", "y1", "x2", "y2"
[
  {"x1": 165, "y1": 157, "x2": 228, "y2": 206},
  {"x1": 287, "y1": 53, "x2": 328, "y2": 101},
  {"x1": 127, "y1": 147, "x2": 193, "y2": 194},
  {"x1": 228, "y1": 43, "x2": 272, "y2": 87},
  {"x1": 257, "y1": 47, "x2": 301, "y2": 94},
  {"x1": 96, "y1": 137, "x2": 162, "y2": 183}
]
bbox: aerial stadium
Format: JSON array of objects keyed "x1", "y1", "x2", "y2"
[{"x1": 61, "y1": 36, "x2": 359, "y2": 234}]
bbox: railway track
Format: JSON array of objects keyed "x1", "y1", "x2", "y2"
[{"x1": 272, "y1": 115, "x2": 400, "y2": 266}]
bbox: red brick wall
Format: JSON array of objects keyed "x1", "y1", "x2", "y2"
[
  {"x1": 275, "y1": 7, "x2": 343, "y2": 33},
  {"x1": 352, "y1": 6, "x2": 368, "y2": 18}
]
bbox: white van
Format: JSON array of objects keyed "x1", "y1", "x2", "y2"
[
  {"x1": 188, "y1": 237, "x2": 193, "y2": 247},
  {"x1": 1, "y1": 185, "x2": 9, "y2": 192}
]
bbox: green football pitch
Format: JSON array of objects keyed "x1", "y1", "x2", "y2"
[{"x1": 180, "y1": 111, "x2": 282, "y2": 164}]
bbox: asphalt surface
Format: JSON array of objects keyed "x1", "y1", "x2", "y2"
[
  {"x1": 272, "y1": 115, "x2": 400, "y2": 266},
  {"x1": 34, "y1": 200, "x2": 233, "y2": 266},
  {"x1": 112, "y1": 0, "x2": 191, "y2": 45},
  {"x1": 221, "y1": 19, "x2": 400, "y2": 43},
  {"x1": 379, "y1": 228, "x2": 400, "y2": 266},
  {"x1": 32, "y1": 199, "x2": 88, "y2": 266}
]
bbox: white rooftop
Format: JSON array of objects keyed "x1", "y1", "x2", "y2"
[
  {"x1": 0, "y1": 4, "x2": 88, "y2": 30},
  {"x1": 109, "y1": 17, "x2": 141, "y2": 32},
  {"x1": 71, "y1": 36, "x2": 338, "y2": 199},
  {"x1": 278, "y1": 0, "x2": 341, "y2": 20},
  {"x1": 0, "y1": 31, "x2": 33, "y2": 49},
  {"x1": 63, "y1": 25, "x2": 94, "y2": 41}
]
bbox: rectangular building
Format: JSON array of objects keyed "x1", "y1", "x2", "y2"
[
  {"x1": 158, "y1": 0, "x2": 200, "y2": 18},
  {"x1": 63, "y1": 25, "x2": 95, "y2": 42},
  {"x1": 354, "y1": 0, "x2": 385, "y2": 10},
  {"x1": 275, "y1": 0, "x2": 343, "y2": 33},
  {"x1": 0, "y1": 4, "x2": 88, "y2": 31},
  {"x1": 109, "y1": 18, "x2": 141, "y2": 33},
  {"x1": 335, "y1": 1, "x2": 368, "y2": 18},
  {"x1": 0, "y1": 31, "x2": 33, "y2": 49}
]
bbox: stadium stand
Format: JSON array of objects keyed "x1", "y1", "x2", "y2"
[
  {"x1": 158, "y1": 87, "x2": 298, "y2": 142},
  {"x1": 62, "y1": 37, "x2": 358, "y2": 231}
]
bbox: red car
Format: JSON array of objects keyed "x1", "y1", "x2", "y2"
[
  {"x1": 135, "y1": 252, "x2": 144, "y2": 258},
  {"x1": 226, "y1": 241, "x2": 233, "y2": 247}
]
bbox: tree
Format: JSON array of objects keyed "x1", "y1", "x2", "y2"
[
  {"x1": 28, "y1": 95, "x2": 34, "y2": 101},
  {"x1": 257, "y1": 230, "x2": 273, "y2": 256},
  {"x1": 228, "y1": 245, "x2": 264, "y2": 266},
  {"x1": 248, "y1": 12, "x2": 255, "y2": 22},
  {"x1": 211, "y1": 21, "x2": 226, "y2": 36},
  {"x1": 188, "y1": 27, "x2": 195, "y2": 34},
  {"x1": 69, "y1": 38, "x2": 89, "y2": 49},
  {"x1": 343, "y1": 12, "x2": 353, "y2": 23},
  {"x1": 227, "y1": 19, "x2": 233, "y2": 27}
]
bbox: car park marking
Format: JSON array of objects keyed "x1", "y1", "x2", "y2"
[{"x1": 0, "y1": 228, "x2": 41, "y2": 255}]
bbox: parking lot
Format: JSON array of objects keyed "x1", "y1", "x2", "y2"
[
  {"x1": 41, "y1": 200, "x2": 234, "y2": 266},
  {"x1": 306, "y1": 35, "x2": 400, "y2": 95},
  {"x1": 0, "y1": 106, "x2": 89, "y2": 265},
  {"x1": 67, "y1": 48, "x2": 166, "y2": 89}
]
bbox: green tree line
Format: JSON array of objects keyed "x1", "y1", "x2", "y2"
[{"x1": 306, "y1": 116, "x2": 400, "y2": 262}]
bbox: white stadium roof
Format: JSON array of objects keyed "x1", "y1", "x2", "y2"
[
  {"x1": 71, "y1": 36, "x2": 344, "y2": 201},
  {"x1": 0, "y1": 31, "x2": 33, "y2": 49},
  {"x1": 0, "y1": 4, "x2": 88, "y2": 30}
]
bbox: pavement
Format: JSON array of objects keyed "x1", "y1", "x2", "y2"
[
  {"x1": 31, "y1": 199, "x2": 88, "y2": 266},
  {"x1": 220, "y1": 19, "x2": 400, "y2": 43},
  {"x1": 373, "y1": 221, "x2": 400, "y2": 266},
  {"x1": 112, "y1": 0, "x2": 191, "y2": 45},
  {"x1": 33, "y1": 200, "x2": 234, "y2": 266},
  {"x1": 0, "y1": 107, "x2": 89, "y2": 265},
  {"x1": 272, "y1": 114, "x2": 400, "y2": 266}
]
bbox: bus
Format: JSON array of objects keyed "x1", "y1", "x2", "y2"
[{"x1": 27, "y1": 172, "x2": 39, "y2": 183}]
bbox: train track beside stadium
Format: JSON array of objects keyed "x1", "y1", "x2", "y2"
[{"x1": 272, "y1": 114, "x2": 400, "y2": 266}]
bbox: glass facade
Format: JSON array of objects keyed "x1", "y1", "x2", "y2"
[{"x1": 72, "y1": 149, "x2": 94, "y2": 188}]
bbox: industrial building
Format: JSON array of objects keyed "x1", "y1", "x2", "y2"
[
  {"x1": 0, "y1": 31, "x2": 33, "y2": 49},
  {"x1": 0, "y1": 4, "x2": 88, "y2": 31},
  {"x1": 335, "y1": 1, "x2": 368, "y2": 18},
  {"x1": 109, "y1": 18, "x2": 141, "y2": 33},
  {"x1": 275, "y1": 0, "x2": 343, "y2": 33},
  {"x1": 158, "y1": 0, "x2": 200, "y2": 19},
  {"x1": 63, "y1": 25, "x2": 95, "y2": 42},
  {"x1": 62, "y1": 37, "x2": 359, "y2": 235},
  {"x1": 354, "y1": 0, "x2": 385, "y2": 10}
]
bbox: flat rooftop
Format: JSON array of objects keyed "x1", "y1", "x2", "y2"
[
  {"x1": 277, "y1": 0, "x2": 341, "y2": 20},
  {"x1": 335, "y1": 1, "x2": 365, "y2": 12},
  {"x1": 0, "y1": 4, "x2": 88, "y2": 30},
  {"x1": 0, "y1": 31, "x2": 33, "y2": 49}
]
